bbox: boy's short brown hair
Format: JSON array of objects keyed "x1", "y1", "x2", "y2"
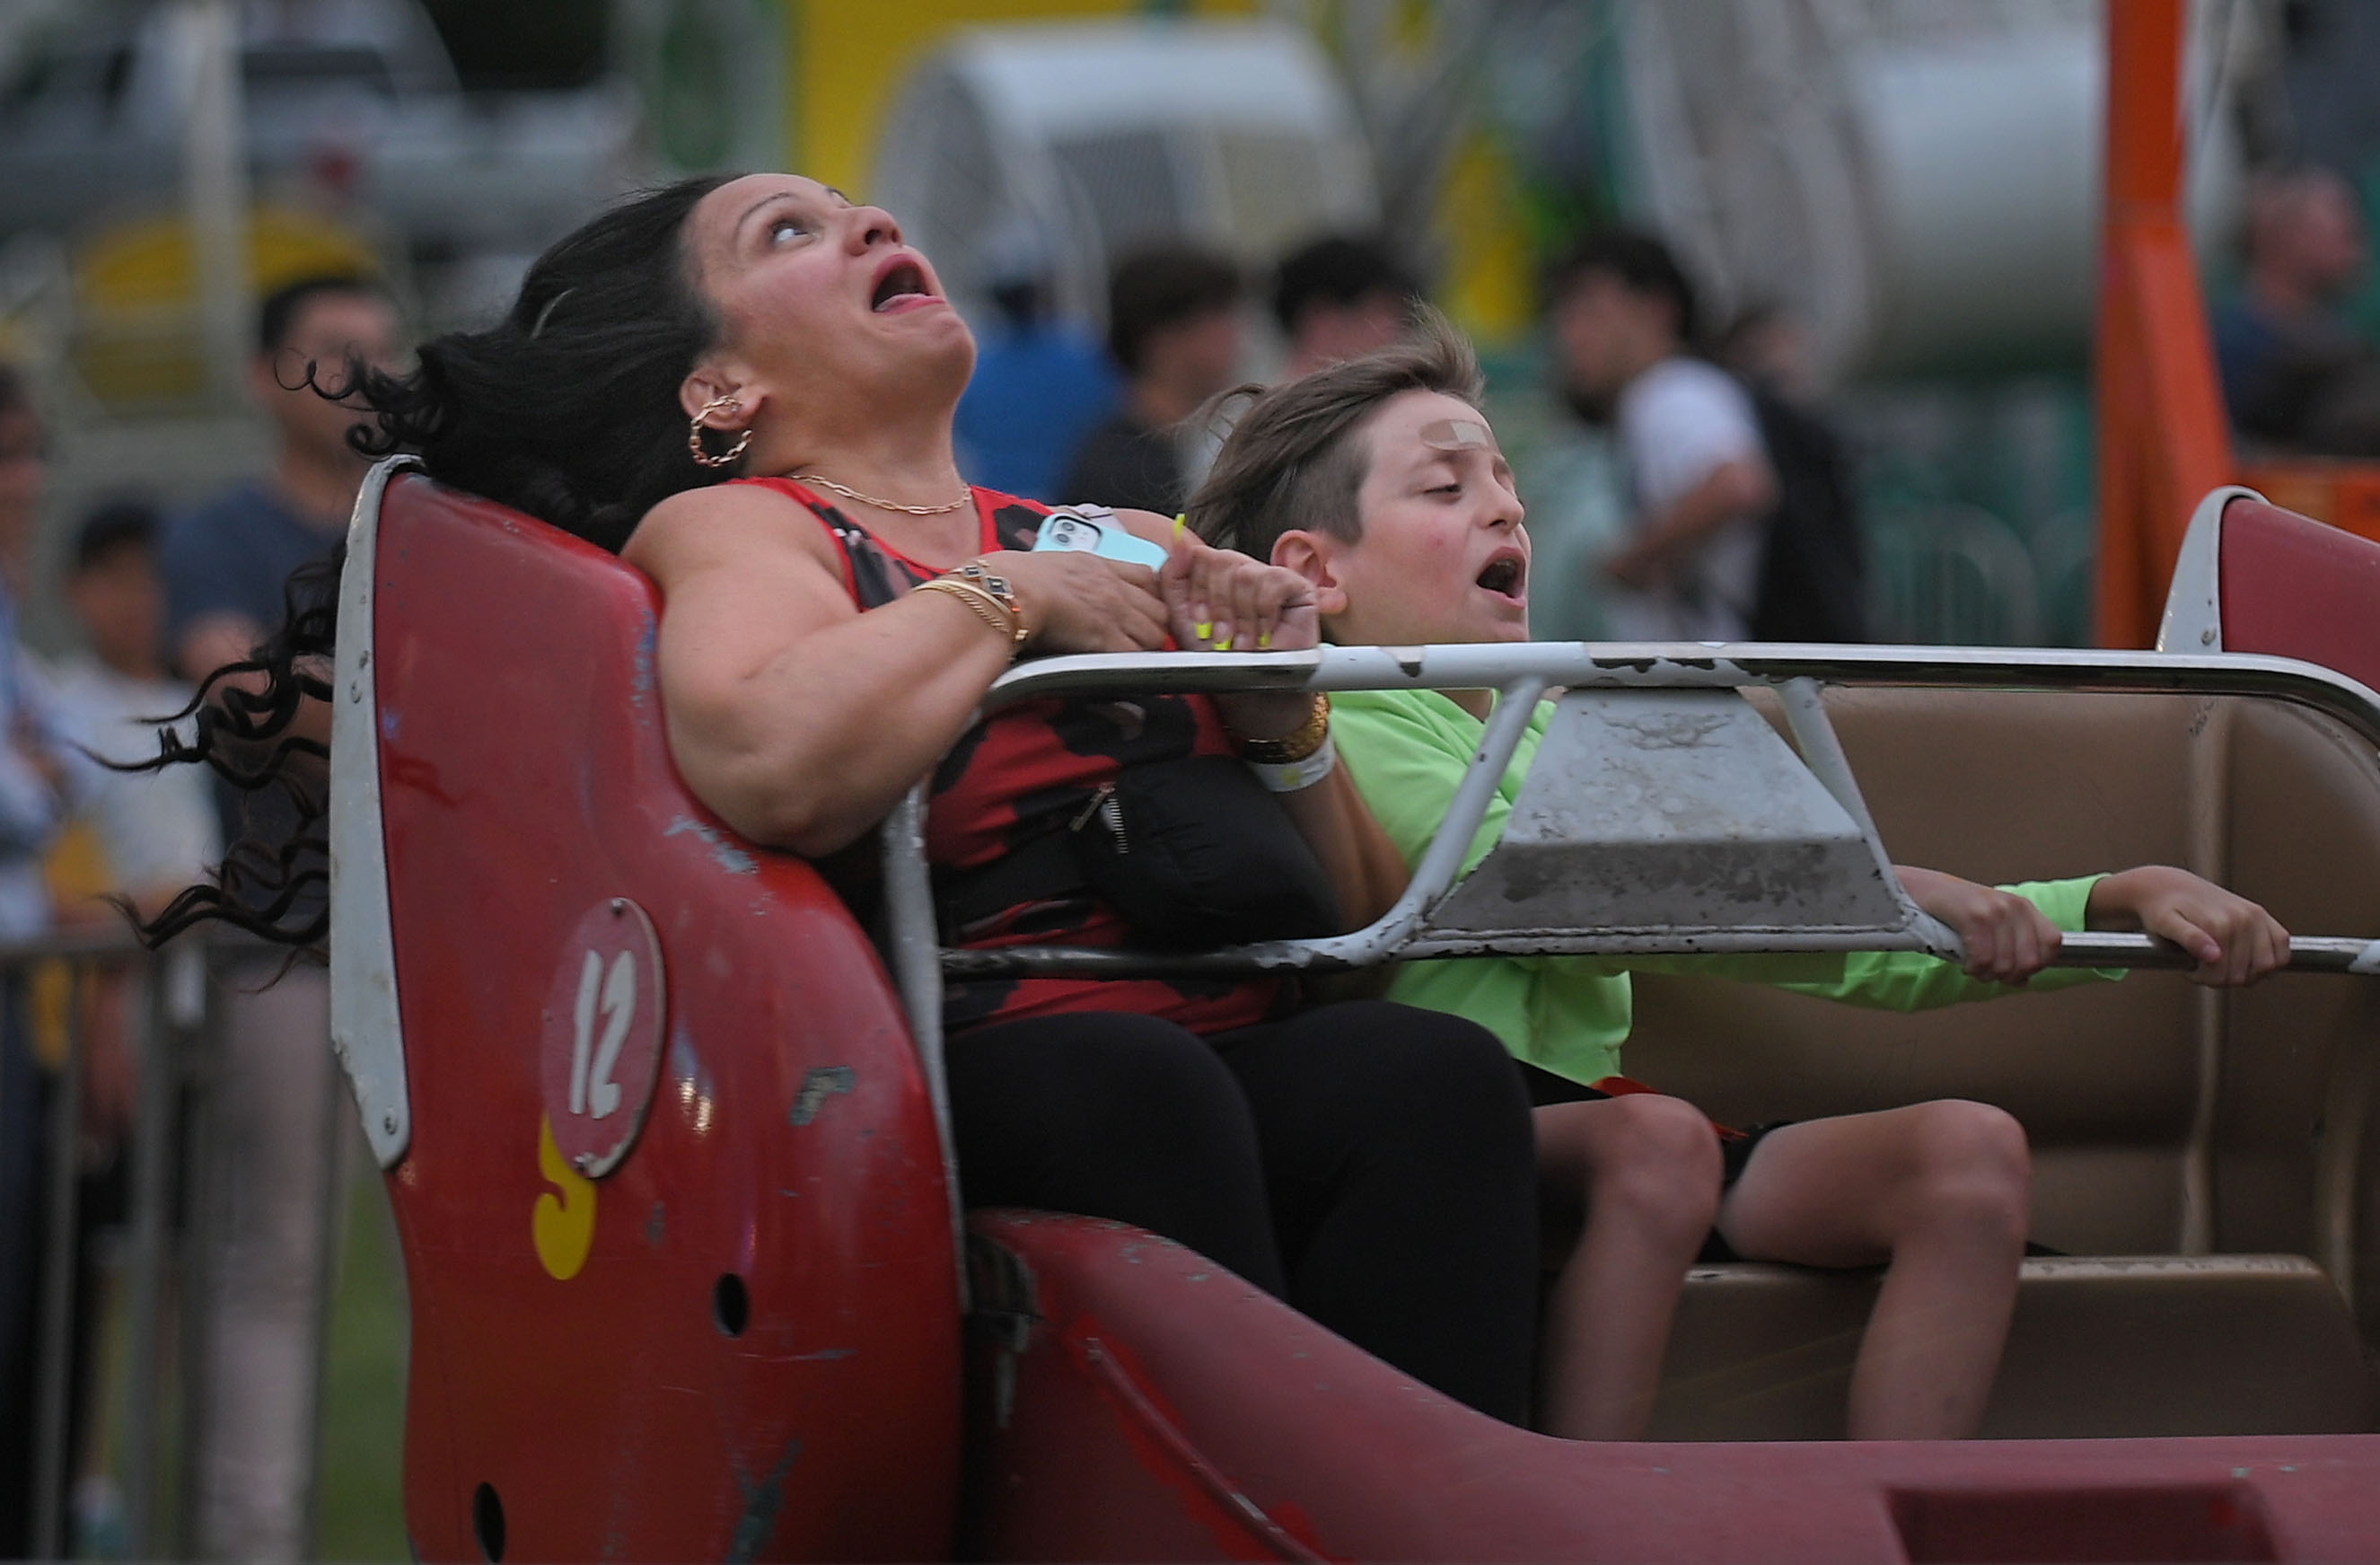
[{"x1": 1187, "y1": 306, "x2": 1481, "y2": 565}]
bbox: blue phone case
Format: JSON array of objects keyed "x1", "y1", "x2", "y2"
[{"x1": 1032, "y1": 510, "x2": 1170, "y2": 569}]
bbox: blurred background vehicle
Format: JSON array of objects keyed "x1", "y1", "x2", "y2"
[
  {"x1": 0, "y1": 0, "x2": 640, "y2": 409},
  {"x1": 0, "y1": 0, "x2": 637, "y2": 274}
]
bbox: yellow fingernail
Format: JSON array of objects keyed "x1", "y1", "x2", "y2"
[
  {"x1": 1258, "y1": 631, "x2": 1272, "y2": 649},
  {"x1": 1194, "y1": 621, "x2": 1211, "y2": 640}
]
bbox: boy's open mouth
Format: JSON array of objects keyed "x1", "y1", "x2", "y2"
[
  {"x1": 871, "y1": 259, "x2": 932, "y2": 312},
  {"x1": 1476, "y1": 555, "x2": 1525, "y2": 602}
]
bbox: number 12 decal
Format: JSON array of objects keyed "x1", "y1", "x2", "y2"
[
  {"x1": 540, "y1": 898, "x2": 667, "y2": 1181},
  {"x1": 569, "y1": 947, "x2": 637, "y2": 1119}
]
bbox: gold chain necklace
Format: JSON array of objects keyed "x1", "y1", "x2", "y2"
[{"x1": 795, "y1": 472, "x2": 972, "y2": 515}]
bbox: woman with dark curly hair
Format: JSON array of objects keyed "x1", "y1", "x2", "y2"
[{"x1": 144, "y1": 173, "x2": 1544, "y2": 1424}]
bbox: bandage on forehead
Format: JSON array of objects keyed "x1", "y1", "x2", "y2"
[{"x1": 1418, "y1": 418, "x2": 1497, "y2": 453}]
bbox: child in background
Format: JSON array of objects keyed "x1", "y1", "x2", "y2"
[
  {"x1": 40, "y1": 499, "x2": 219, "y2": 1552},
  {"x1": 1186, "y1": 312, "x2": 2292, "y2": 1443},
  {"x1": 48, "y1": 499, "x2": 222, "y2": 914}
]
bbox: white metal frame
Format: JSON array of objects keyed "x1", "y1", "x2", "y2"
[
  {"x1": 2156, "y1": 484, "x2": 2261, "y2": 655},
  {"x1": 329, "y1": 454, "x2": 418, "y2": 1170},
  {"x1": 899, "y1": 642, "x2": 2380, "y2": 972}
]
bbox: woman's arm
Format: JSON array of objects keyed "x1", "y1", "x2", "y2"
[
  {"x1": 628, "y1": 486, "x2": 1171, "y2": 856},
  {"x1": 1120, "y1": 509, "x2": 1413, "y2": 928}
]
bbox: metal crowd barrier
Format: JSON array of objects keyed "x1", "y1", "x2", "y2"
[{"x1": 4, "y1": 927, "x2": 348, "y2": 1561}]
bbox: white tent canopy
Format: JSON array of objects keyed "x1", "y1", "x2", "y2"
[{"x1": 871, "y1": 19, "x2": 1379, "y2": 327}]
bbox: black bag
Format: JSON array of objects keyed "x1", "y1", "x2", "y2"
[
  {"x1": 1747, "y1": 384, "x2": 1869, "y2": 643},
  {"x1": 1066, "y1": 756, "x2": 1342, "y2": 949},
  {"x1": 935, "y1": 755, "x2": 1341, "y2": 951}
]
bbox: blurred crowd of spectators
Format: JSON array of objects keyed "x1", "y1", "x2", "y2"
[
  {"x1": 979, "y1": 223, "x2": 1862, "y2": 652},
  {"x1": 0, "y1": 273, "x2": 390, "y2": 1561},
  {"x1": 1004, "y1": 159, "x2": 2379, "y2": 647}
]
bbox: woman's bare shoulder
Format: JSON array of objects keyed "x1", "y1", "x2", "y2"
[{"x1": 625, "y1": 481, "x2": 838, "y2": 581}]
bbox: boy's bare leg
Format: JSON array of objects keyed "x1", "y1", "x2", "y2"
[
  {"x1": 1533, "y1": 1095, "x2": 1723, "y2": 1440},
  {"x1": 1713, "y1": 1101, "x2": 2029, "y2": 1440}
]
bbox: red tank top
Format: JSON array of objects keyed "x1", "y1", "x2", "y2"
[{"x1": 731, "y1": 477, "x2": 1286, "y2": 1036}]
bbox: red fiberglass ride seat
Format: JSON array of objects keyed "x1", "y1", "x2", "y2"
[
  {"x1": 2158, "y1": 485, "x2": 2380, "y2": 689},
  {"x1": 328, "y1": 462, "x2": 963, "y2": 1561},
  {"x1": 335, "y1": 461, "x2": 2380, "y2": 1562}
]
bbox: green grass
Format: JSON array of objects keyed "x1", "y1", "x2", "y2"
[{"x1": 312, "y1": 1174, "x2": 409, "y2": 1561}]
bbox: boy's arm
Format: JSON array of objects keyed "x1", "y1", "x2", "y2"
[
  {"x1": 1327, "y1": 692, "x2": 1522, "y2": 877},
  {"x1": 1896, "y1": 865, "x2": 2064, "y2": 984},
  {"x1": 1717, "y1": 875, "x2": 2115, "y2": 1011},
  {"x1": 1896, "y1": 863, "x2": 2292, "y2": 989},
  {"x1": 1775, "y1": 865, "x2": 2293, "y2": 1012},
  {"x1": 2084, "y1": 865, "x2": 2292, "y2": 986}
]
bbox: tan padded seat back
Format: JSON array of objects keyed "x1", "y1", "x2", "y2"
[
  {"x1": 2214, "y1": 699, "x2": 2380, "y2": 1352},
  {"x1": 1650, "y1": 1257, "x2": 2372, "y2": 1442},
  {"x1": 1624, "y1": 688, "x2": 2380, "y2": 1275},
  {"x1": 1565, "y1": 684, "x2": 2380, "y2": 1438}
]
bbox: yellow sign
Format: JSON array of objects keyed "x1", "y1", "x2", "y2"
[{"x1": 786, "y1": 0, "x2": 1254, "y2": 197}]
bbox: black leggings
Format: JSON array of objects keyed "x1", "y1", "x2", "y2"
[{"x1": 947, "y1": 1000, "x2": 1539, "y2": 1425}]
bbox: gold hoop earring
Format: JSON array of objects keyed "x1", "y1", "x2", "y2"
[{"x1": 689, "y1": 395, "x2": 752, "y2": 469}]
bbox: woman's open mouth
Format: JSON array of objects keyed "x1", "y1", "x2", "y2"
[
  {"x1": 1475, "y1": 553, "x2": 1526, "y2": 603},
  {"x1": 871, "y1": 259, "x2": 937, "y2": 312}
]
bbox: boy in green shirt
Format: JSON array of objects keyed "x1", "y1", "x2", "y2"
[{"x1": 1186, "y1": 312, "x2": 2292, "y2": 1443}]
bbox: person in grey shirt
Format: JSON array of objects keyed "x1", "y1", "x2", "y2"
[{"x1": 159, "y1": 274, "x2": 399, "y2": 1563}]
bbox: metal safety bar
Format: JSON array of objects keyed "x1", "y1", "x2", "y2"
[
  {"x1": 883, "y1": 641, "x2": 2380, "y2": 1007},
  {"x1": 3, "y1": 928, "x2": 347, "y2": 1562},
  {"x1": 876, "y1": 640, "x2": 2380, "y2": 1274}
]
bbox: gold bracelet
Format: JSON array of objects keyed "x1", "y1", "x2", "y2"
[
  {"x1": 953, "y1": 558, "x2": 1032, "y2": 649},
  {"x1": 1234, "y1": 692, "x2": 1331, "y2": 765},
  {"x1": 913, "y1": 576, "x2": 1022, "y2": 655}
]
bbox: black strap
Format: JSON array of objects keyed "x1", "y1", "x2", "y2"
[{"x1": 934, "y1": 826, "x2": 1090, "y2": 937}]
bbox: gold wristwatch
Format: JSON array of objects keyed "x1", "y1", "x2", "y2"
[{"x1": 1235, "y1": 692, "x2": 1331, "y2": 764}]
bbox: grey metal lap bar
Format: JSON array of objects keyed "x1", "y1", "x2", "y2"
[{"x1": 882, "y1": 641, "x2": 2380, "y2": 989}]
